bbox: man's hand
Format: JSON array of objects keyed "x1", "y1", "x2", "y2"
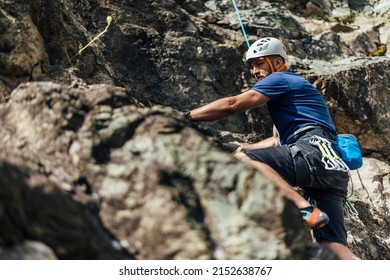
[
  {"x1": 234, "y1": 146, "x2": 243, "y2": 154},
  {"x1": 233, "y1": 144, "x2": 254, "y2": 155}
]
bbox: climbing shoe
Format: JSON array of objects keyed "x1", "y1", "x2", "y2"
[{"x1": 299, "y1": 206, "x2": 329, "y2": 229}]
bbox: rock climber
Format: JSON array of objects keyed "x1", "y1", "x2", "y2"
[{"x1": 180, "y1": 37, "x2": 360, "y2": 260}]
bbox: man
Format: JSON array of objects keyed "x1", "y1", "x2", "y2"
[{"x1": 180, "y1": 37, "x2": 359, "y2": 259}]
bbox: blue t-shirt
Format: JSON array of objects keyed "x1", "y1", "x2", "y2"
[{"x1": 251, "y1": 71, "x2": 336, "y2": 145}]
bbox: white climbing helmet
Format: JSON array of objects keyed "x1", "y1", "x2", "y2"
[{"x1": 245, "y1": 37, "x2": 288, "y2": 67}]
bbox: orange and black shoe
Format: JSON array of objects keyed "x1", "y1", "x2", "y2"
[{"x1": 299, "y1": 206, "x2": 329, "y2": 229}]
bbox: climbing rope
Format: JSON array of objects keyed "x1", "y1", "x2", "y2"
[{"x1": 231, "y1": 0, "x2": 250, "y2": 48}]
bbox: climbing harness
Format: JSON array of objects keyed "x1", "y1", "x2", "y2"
[
  {"x1": 307, "y1": 136, "x2": 349, "y2": 172},
  {"x1": 231, "y1": 0, "x2": 250, "y2": 48},
  {"x1": 286, "y1": 125, "x2": 323, "y2": 144}
]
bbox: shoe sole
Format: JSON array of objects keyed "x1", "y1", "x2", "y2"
[{"x1": 307, "y1": 208, "x2": 329, "y2": 229}]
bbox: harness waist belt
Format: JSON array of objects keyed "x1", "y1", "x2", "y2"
[{"x1": 286, "y1": 125, "x2": 322, "y2": 144}]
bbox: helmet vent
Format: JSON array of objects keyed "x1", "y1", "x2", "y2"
[{"x1": 258, "y1": 43, "x2": 269, "y2": 52}]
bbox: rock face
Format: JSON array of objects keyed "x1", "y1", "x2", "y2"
[
  {"x1": 0, "y1": 0, "x2": 389, "y2": 259},
  {"x1": 0, "y1": 82, "x2": 310, "y2": 259}
]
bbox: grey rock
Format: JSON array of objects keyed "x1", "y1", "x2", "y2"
[{"x1": 0, "y1": 0, "x2": 389, "y2": 260}]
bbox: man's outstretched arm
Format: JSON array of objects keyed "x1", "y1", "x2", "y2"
[{"x1": 188, "y1": 90, "x2": 269, "y2": 122}]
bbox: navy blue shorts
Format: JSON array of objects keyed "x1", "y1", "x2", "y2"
[{"x1": 243, "y1": 136, "x2": 349, "y2": 245}]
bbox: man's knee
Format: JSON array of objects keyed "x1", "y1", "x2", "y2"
[{"x1": 234, "y1": 151, "x2": 249, "y2": 161}]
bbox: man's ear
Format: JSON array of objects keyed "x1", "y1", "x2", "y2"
[{"x1": 276, "y1": 56, "x2": 284, "y2": 66}]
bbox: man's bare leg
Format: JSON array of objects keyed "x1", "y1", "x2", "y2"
[
  {"x1": 234, "y1": 151, "x2": 310, "y2": 208},
  {"x1": 321, "y1": 242, "x2": 361, "y2": 260}
]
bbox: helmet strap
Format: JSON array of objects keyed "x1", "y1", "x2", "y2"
[
  {"x1": 264, "y1": 57, "x2": 275, "y2": 73},
  {"x1": 264, "y1": 56, "x2": 286, "y2": 73},
  {"x1": 276, "y1": 64, "x2": 286, "y2": 72}
]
